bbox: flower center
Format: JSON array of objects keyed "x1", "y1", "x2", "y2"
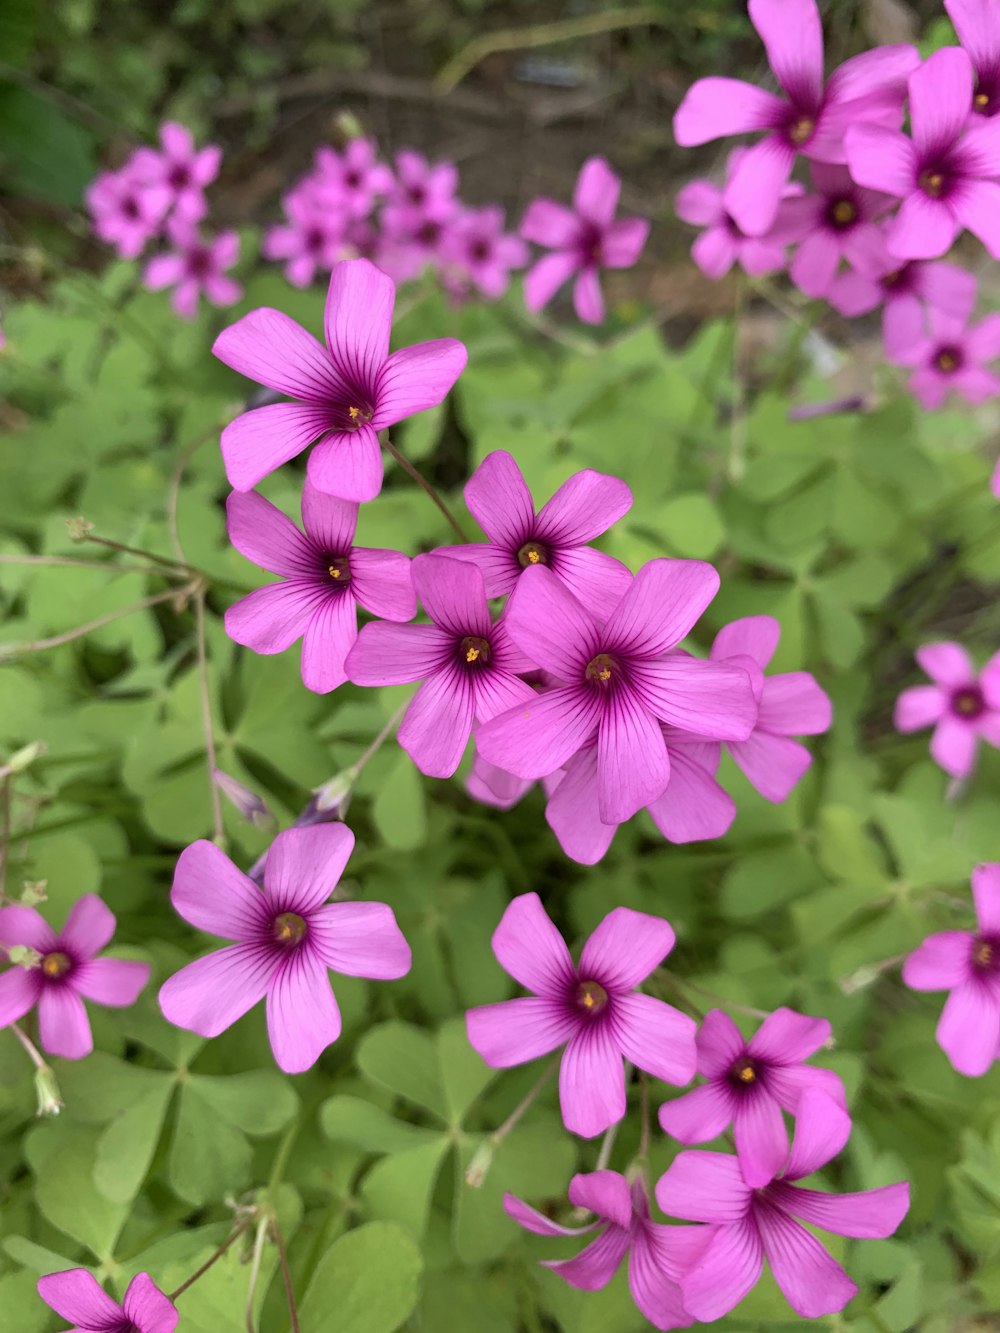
[
  {"x1": 935, "y1": 345, "x2": 962, "y2": 374},
  {"x1": 575, "y1": 980, "x2": 608, "y2": 1014},
  {"x1": 306, "y1": 227, "x2": 326, "y2": 253},
  {"x1": 169, "y1": 165, "x2": 190, "y2": 190},
  {"x1": 272, "y1": 912, "x2": 308, "y2": 947},
  {"x1": 460, "y1": 635, "x2": 490, "y2": 666},
  {"x1": 470, "y1": 239, "x2": 491, "y2": 263},
  {"x1": 973, "y1": 937, "x2": 997, "y2": 970},
  {"x1": 347, "y1": 405, "x2": 372, "y2": 428},
  {"x1": 788, "y1": 116, "x2": 815, "y2": 146},
  {"x1": 516, "y1": 540, "x2": 547, "y2": 568},
  {"x1": 919, "y1": 168, "x2": 947, "y2": 198},
  {"x1": 951, "y1": 685, "x2": 984, "y2": 718},
  {"x1": 327, "y1": 555, "x2": 351, "y2": 584},
  {"x1": 731, "y1": 1057, "x2": 758, "y2": 1086},
  {"x1": 187, "y1": 247, "x2": 213, "y2": 280},
  {"x1": 586, "y1": 653, "x2": 616, "y2": 684},
  {"x1": 122, "y1": 197, "x2": 141, "y2": 220},
  {"x1": 828, "y1": 197, "x2": 857, "y2": 228},
  {"x1": 975, "y1": 91, "x2": 990, "y2": 109},
  {"x1": 41, "y1": 951, "x2": 72, "y2": 979}
]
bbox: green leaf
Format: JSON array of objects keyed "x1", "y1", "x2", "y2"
[
  {"x1": 0, "y1": 85, "x2": 96, "y2": 205},
  {"x1": 187, "y1": 1070, "x2": 299, "y2": 1136},
  {"x1": 26, "y1": 1122, "x2": 130, "y2": 1259},
  {"x1": 94, "y1": 1079, "x2": 175, "y2": 1204},
  {"x1": 356, "y1": 1022, "x2": 448, "y2": 1122},
  {"x1": 437, "y1": 1017, "x2": 496, "y2": 1126},
  {"x1": 168, "y1": 1084, "x2": 252, "y2": 1206},
  {"x1": 320, "y1": 1095, "x2": 441, "y2": 1154},
  {"x1": 360, "y1": 1138, "x2": 450, "y2": 1235},
  {"x1": 657, "y1": 493, "x2": 725, "y2": 559},
  {"x1": 372, "y1": 752, "x2": 428, "y2": 850},
  {"x1": 299, "y1": 1222, "x2": 423, "y2": 1333}
]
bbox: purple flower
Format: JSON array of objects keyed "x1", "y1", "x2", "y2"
[
  {"x1": 224, "y1": 481, "x2": 414, "y2": 694},
  {"x1": 846, "y1": 47, "x2": 1000, "y2": 261},
  {"x1": 467, "y1": 748, "x2": 537, "y2": 810},
  {"x1": 673, "y1": 0, "x2": 918, "y2": 235},
  {"x1": 0, "y1": 896, "x2": 149, "y2": 1060},
  {"x1": 659, "y1": 1007, "x2": 847, "y2": 1188},
  {"x1": 85, "y1": 166, "x2": 170, "y2": 260},
  {"x1": 827, "y1": 233, "x2": 978, "y2": 360},
  {"x1": 895, "y1": 641, "x2": 1000, "y2": 777},
  {"x1": 434, "y1": 450, "x2": 633, "y2": 618},
  {"x1": 710, "y1": 615, "x2": 831, "y2": 802},
  {"x1": 443, "y1": 205, "x2": 529, "y2": 300},
  {"x1": 476, "y1": 562, "x2": 758, "y2": 825},
  {"x1": 521, "y1": 157, "x2": 650, "y2": 324},
  {"x1": 903, "y1": 862, "x2": 1000, "y2": 1076},
  {"x1": 380, "y1": 150, "x2": 462, "y2": 280},
  {"x1": 313, "y1": 138, "x2": 394, "y2": 219},
  {"x1": 657, "y1": 1090, "x2": 910, "y2": 1320},
  {"x1": 38, "y1": 1269, "x2": 177, "y2": 1333},
  {"x1": 887, "y1": 305, "x2": 1000, "y2": 408},
  {"x1": 385, "y1": 149, "x2": 459, "y2": 223},
  {"x1": 466, "y1": 894, "x2": 696, "y2": 1137},
  {"x1": 946, "y1": 0, "x2": 1000, "y2": 118},
  {"x1": 675, "y1": 149, "x2": 797, "y2": 279},
  {"x1": 505, "y1": 1171, "x2": 709, "y2": 1331},
  {"x1": 212, "y1": 257, "x2": 467, "y2": 498},
  {"x1": 144, "y1": 219, "x2": 241, "y2": 320},
  {"x1": 131, "y1": 120, "x2": 221, "y2": 222},
  {"x1": 159, "y1": 826, "x2": 410, "y2": 1074},
  {"x1": 544, "y1": 733, "x2": 736, "y2": 866},
  {"x1": 345, "y1": 554, "x2": 535, "y2": 779},
  {"x1": 263, "y1": 186, "x2": 349, "y2": 289},
  {"x1": 778, "y1": 162, "x2": 894, "y2": 299}
]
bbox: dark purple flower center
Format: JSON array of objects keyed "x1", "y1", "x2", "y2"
[
  {"x1": 917, "y1": 145, "x2": 962, "y2": 200},
  {"x1": 41, "y1": 951, "x2": 72, "y2": 980},
  {"x1": 728, "y1": 1056, "x2": 760, "y2": 1090},
  {"x1": 306, "y1": 227, "x2": 326, "y2": 254},
  {"x1": 586, "y1": 653, "x2": 617, "y2": 686},
  {"x1": 785, "y1": 113, "x2": 816, "y2": 148},
  {"x1": 332, "y1": 396, "x2": 375, "y2": 432},
  {"x1": 407, "y1": 183, "x2": 426, "y2": 206},
  {"x1": 470, "y1": 238, "x2": 492, "y2": 263},
  {"x1": 417, "y1": 220, "x2": 441, "y2": 246},
  {"x1": 574, "y1": 979, "x2": 609, "y2": 1014},
  {"x1": 826, "y1": 196, "x2": 858, "y2": 230},
  {"x1": 122, "y1": 196, "x2": 141, "y2": 220},
  {"x1": 272, "y1": 912, "x2": 308, "y2": 947},
  {"x1": 881, "y1": 264, "x2": 914, "y2": 295},
  {"x1": 460, "y1": 635, "x2": 491, "y2": 666},
  {"x1": 577, "y1": 222, "x2": 604, "y2": 267},
  {"x1": 326, "y1": 555, "x2": 352, "y2": 585},
  {"x1": 187, "y1": 246, "x2": 214, "y2": 280},
  {"x1": 516, "y1": 540, "x2": 547, "y2": 568},
  {"x1": 973, "y1": 935, "x2": 1000, "y2": 971},
  {"x1": 345, "y1": 170, "x2": 361, "y2": 188},
  {"x1": 169, "y1": 164, "x2": 191, "y2": 190},
  {"x1": 974, "y1": 67, "x2": 1000, "y2": 115},
  {"x1": 935, "y1": 345, "x2": 963, "y2": 375},
  {"x1": 951, "y1": 684, "x2": 983, "y2": 717}
]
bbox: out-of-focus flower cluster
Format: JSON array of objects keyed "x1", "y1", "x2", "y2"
[{"x1": 673, "y1": 0, "x2": 1000, "y2": 412}]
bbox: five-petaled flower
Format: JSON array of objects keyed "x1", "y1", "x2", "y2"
[
  {"x1": 903, "y1": 862, "x2": 1000, "y2": 1076},
  {"x1": 212, "y1": 257, "x2": 468, "y2": 499},
  {"x1": 894, "y1": 641, "x2": 1000, "y2": 776},
  {"x1": 225, "y1": 480, "x2": 415, "y2": 694},
  {"x1": 38, "y1": 1269, "x2": 177, "y2": 1333},
  {"x1": 886, "y1": 305, "x2": 1000, "y2": 409},
  {"x1": 521, "y1": 157, "x2": 650, "y2": 324},
  {"x1": 144, "y1": 218, "x2": 242, "y2": 320},
  {"x1": 505, "y1": 1171, "x2": 709, "y2": 1331},
  {"x1": 657, "y1": 1090, "x2": 910, "y2": 1320},
  {"x1": 946, "y1": 0, "x2": 1000, "y2": 119},
  {"x1": 132, "y1": 120, "x2": 221, "y2": 222},
  {"x1": 0, "y1": 896, "x2": 149, "y2": 1060},
  {"x1": 465, "y1": 894, "x2": 696, "y2": 1138},
  {"x1": 658, "y1": 1007, "x2": 847, "y2": 1187},
  {"x1": 159, "y1": 825, "x2": 411, "y2": 1074},
  {"x1": 434, "y1": 450, "x2": 633, "y2": 619},
  {"x1": 345, "y1": 553, "x2": 535, "y2": 778},
  {"x1": 778, "y1": 162, "x2": 895, "y2": 300},
  {"x1": 675, "y1": 148, "x2": 798, "y2": 280},
  {"x1": 85, "y1": 166, "x2": 170, "y2": 260}
]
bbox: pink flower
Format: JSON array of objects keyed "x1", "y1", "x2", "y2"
[
  {"x1": 434, "y1": 450, "x2": 633, "y2": 618},
  {"x1": 313, "y1": 138, "x2": 394, "y2": 219},
  {"x1": 466, "y1": 894, "x2": 696, "y2": 1137},
  {"x1": 345, "y1": 554, "x2": 535, "y2": 779},
  {"x1": 144, "y1": 219, "x2": 241, "y2": 320},
  {"x1": 778, "y1": 163, "x2": 895, "y2": 299},
  {"x1": 0, "y1": 896, "x2": 149, "y2": 1060},
  {"x1": 504, "y1": 1172, "x2": 709, "y2": 1330},
  {"x1": 894, "y1": 641, "x2": 1000, "y2": 777},
  {"x1": 846, "y1": 47, "x2": 1000, "y2": 261},
  {"x1": 467, "y1": 748, "x2": 536, "y2": 810},
  {"x1": 385, "y1": 149, "x2": 459, "y2": 222},
  {"x1": 828, "y1": 234, "x2": 978, "y2": 360},
  {"x1": 262, "y1": 186, "x2": 349, "y2": 288},
  {"x1": 887, "y1": 305, "x2": 1000, "y2": 409},
  {"x1": 38, "y1": 1269, "x2": 177, "y2": 1333},
  {"x1": 212, "y1": 257, "x2": 467, "y2": 498},
  {"x1": 675, "y1": 149, "x2": 796, "y2": 279},
  {"x1": 710, "y1": 615, "x2": 831, "y2": 802},
  {"x1": 903, "y1": 862, "x2": 1000, "y2": 1076},
  {"x1": 673, "y1": 0, "x2": 918, "y2": 235},
  {"x1": 658, "y1": 1007, "x2": 846, "y2": 1188},
  {"x1": 159, "y1": 826, "x2": 410, "y2": 1074},
  {"x1": 380, "y1": 150, "x2": 462, "y2": 280},
  {"x1": 443, "y1": 205, "x2": 529, "y2": 300},
  {"x1": 85, "y1": 166, "x2": 170, "y2": 259},
  {"x1": 544, "y1": 733, "x2": 736, "y2": 866},
  {"x1": 521, "y1": 157, "x2": 650, "y2": 324},
  {"x1": 132, "y1": 121, "x2": 221, "y2": 222},
  {"x1": 476, "y1": 562, "x2": 758, "y2": 825},
  {"x1": 945, "y1": 0, "x2": 1000, "y2": 118},
  {"x1": 657, "y1": 1090, "x2": 910, "y2": 1320},
  {"x1": 224, "y1": 481, "x2": 415, "y2": 694}
]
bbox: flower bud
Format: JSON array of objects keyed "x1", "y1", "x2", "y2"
[
  {"x1": 212, "y1": 768, "x2": 278, "y2": 834},
  {"x1": 464, "y1": 1139, "x2": 496, "y2": 1189},
  {"x1": 34, "y1": 1064, "x2": 63, "y2": 1117},
  {"x1": 4, "y1": 740, "x2": 47, "y2": 775},
  {"x1": 65, "y1": 516, "x2": 95, "y2": 542},
  {"x1": 7, "y1": 945, "x2": 42, "y2": 970},
  {"x1": 20, "y1": 880, "x2": 48, "y2": 906},
  {"x1": 297, "y1": 767, "x2": 357, "y2": 827}
]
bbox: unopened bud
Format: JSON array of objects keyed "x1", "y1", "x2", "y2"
[
  {"x1": 212, "y1": 768, "x2": 278, "y2": 834},
  {"x1": 34, "y1": 1064, "x2": 63, "y2": 1117},
  {"x1": 464, "y1": 1139, "x2": 496, "y2": 1189},
  {"x1": 3, "y1": 740, "x2": 47, "y2": 775},
  {"x1": 297, "y1": 767, "x2": 357, "y2": 827},
  {"x1": 8, "y1": 945, "x2": 42, "y2": 970},
  {"x1": 335, "y1": 111, "x2": 364, "y2": 142},
  {"x1": 65, "y1": 516, "x2": 95, "y2": 542},
  {"x1": 20, "y1": 880, "x2": 48, "y2": 906}
]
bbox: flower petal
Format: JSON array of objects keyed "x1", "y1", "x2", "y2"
[
  {"x1": 931, "y1": 715, "x2": 978, "y2": 777},
  {"x1": 605, "y1": 558, "x2": 719, "y2": 655},
  {"x1": 122, "y1": 1273, "x2": 179, "y2": 1333},
  {"x1": 902, "y1": 931, "x2": 974, "y2": 990},
  {"x1": 309, "y1": 902, "x2": 411, "y2": 979},
  {"x1": 225, "y1": 583, "x2": 322, "y2": 657},
  {"x1": 306, "y1": 422, "x2": 383, "y2": 502},
  {"x1": 0, "y1": 905, "x2": 56, "y2": 953},
  {"x1": 673, "y1": 78, "x2": 786, "y2": 146},
  {"x1": 779, "y1": 1180, "x2": 910, "y2": 1239},
  {"x1": 712, "y1": 615, "x2": 780, "y2": 669},
  {"x1": 573, "y1": 157, "x2": 621, "y2": 227},
  {"x1": 323, "y1": 257, "x2": 393, "y2": 386},
  {"x1": 503, "y1": 1191, "x2": 599, "y2": 1237},
  {"x1": 38, "y1": 985, "x2": 93, "y2": 1059},
  {"x1": 728, "y1": 731, "x2": 813, "y2": 802},
  {"x1": 784, "y1": 1088, "x2": 852, "y2": 1181},
  {"x1": 724, "y1": 135, "x2": 796, "y2": 236},
  {"x1": 463, "y1": 450, "x2": 534, "y2": 548},
  {"x1": 679, "y1": 1220, "x2": 764, "y2": 1322},
  {"x1": 491, "y1": 892, "x2": 574, "y2": 993},
  {"x1": 568, "y1": 1170, "x2": 634, "y2": 1230},
  {"x1": 844, "y1": 124, "x2": 917, "y2": 196},
  {"x1": 264, "y1": 824, "x2": 355, "y2": 916},
  {"x1": 0, "y1": 967, "x2": 41, "y2": 1027},
  {"x1": 432, "y1": 542, "x2": 519, "y2": 599},
  {"x1": 612, "y1": 992, "x2": 697, "y2": 1086},
  {"x1": 597, "y1": 685, "x2": 671, "y2": 824},
  {"x1": 544, "y1": 1227, "x2": 630, "y2": 1290},
  {"x1": 734, "y1": 1092, "x2": 789, "y2": 1188},
  {"x1": 973, "y1": 863, "x2": 1000, "y2": 934},
  {"x1": 536, "y1": 471, "x2": 632, "y2": 551},
  {"x1": 267, "y1": 953, "x2": 341, "y2": 1074},
  {"x1": 675, "y1": 180, "x2": 724, "y2": 226},
  {"x1": 213, "y1": 308, "x2": 343, "y2": 401},
  {"x1": 399, "y1": 665, "x2": 476, "y2": 778},
  {"x1": 696, "y1": 1008, "x2": 745, "y2": 1076},
  {"x1": 374, "y1": 340, "x2": 468, "y2": 428},
  {"x1": 412, "y1": 552, "x2": 490, "y2": 637},
  {"x1": 545, "y1": 746, "x2": 617, "y2": 866},
  {"x1": 226, "y1": 490, "x2": 316, "y2": 577},
  {"x1": 937, "y1": 979, "x2": 1000, "y2": 1076},
  {"x1": 910, "y1": 46, "x2": 974, "y2": 156},
  {"x1": 579, "y1": 905, "x2": 676, "y2": 990},
  {"x1": 520, "y1": 199, "x2": 581, "y2": 247},
  {"x1": 656, "y1": 1151, "x2": 752, "y2": 1224},
  {"x1": 159, "y1": 945, "x2": 276, "y2": 1038},
  {"x1": 346, "y1": 621, "x2": 450, "y2": 686},
  {"x1": 748, "y1": 0, "x2": 824, "y2": 106},
  {"x1": 629, "y1": 1224, "x2": 702, "y2": 1330},
  {"x1": 350, "y1": 548, "x2": 415, "y2": 622},
  {"x1": 300, "y1": 479, "x2": 358, "y2": 553},
  {"x1": 523, "y1": 251, "x2": 580, "y2": 312},
  {"x1": 72, "y1": 959, "x2": 149, "y2": 1008},
  {"x1": 894, "y1": 684, "x2": 946, "y2": 732},
  {"x1": 37, "y1": 1271, "x2": 124, "y2": 1328},
  {"x1": 631, "y1": 655, "x2": 757, "y2": 740},
  {"x1": 573, "y1": 268, "x2": 605, "y2": 325},
  {"x1": 603, "y1": 216, "x2": 650, "y2": 268},
  {"x1": 559, "y1": 1026, "x2": 627, "y2": 1137},
  {"x1": 790, "y1": 232, "x2": 842, "y2": 300},
  {"x1": 466, "y1": 996, "x2": 575, "y2": 1066},
  {"x1": 646, "y1": 745, "x2": 737, "y2": 843},
  {"x1": 300, "y1": 594, "x2": 357, "y2": 694},
  {"x1": 59, "y1": 894, "x2": 116, "y2": 959},
  {"x1": 171, "y1": 840, "x2": 269, "y2": 940},
  {"x1": 749, "y1": 1008, "x2": 831, "y2": 1064},
  {"x1": 887, "y1": 193, "x2": 960, "y2": 260},
  {"x1": 477, "y1": 684, "x2": 601, "y2": 778},
  {"x1": 953, "y1": 180, "x2": 1000, "y2": 260},
  {"x1": 658, "y1": 1082, "x2": 735, "y2": 1144},
  {"x1": 504, "y1": 564, "x2": 600, "y2": 677},
  {"x1": 221, "y1": 403, "x2": 332, "y2": 492}
]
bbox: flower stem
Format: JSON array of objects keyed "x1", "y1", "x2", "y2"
[
  {"x1": 193, "y1": 585, "x2": 226, "y2": 847},
  {"x1": 382, "y1": 433, "x2": 469, "y2": 542},
  {"x1": 0, "y1": 553, "x2": 165, "y2": 576},
  {"x1": 79, "y1": 531, "x2": 193, "y2": 577},
  {"x1": 466, "y1": 1059, "x2": 557, "y2": 1187},
  {"x1": 10, "y1": 1020, "x2": 46, "y2": 1072},
  {"x1": 1, "y1": 585, "x2": 191, "y2": 658},
  {"x1": 168, "y1": 1222, "x2": 250, "y2": 1301},
  {"x1": 594, "y1": 1118, "x2": 621, "y2": 1173},
  {"x1": 353, "y1": 700, "x2": 410, "y2": 776},
  {"x1": 244, "y1": 1216, "x2": 269, "y2": 1333},
  {"x1": 269, "y1": 1215, "x2": 301, "y2": 1333}
]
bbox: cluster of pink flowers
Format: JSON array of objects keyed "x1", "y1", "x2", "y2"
[
  {"x1": 86, "y1": 121, "x2": 241, "y2": 319},
  {"x1": 265, "y1": 144, "x2": 648, "y2": 323},
  {"x1": 468, "y1": 895, "x2": 908, "y2": 1325},
  {"x1": 674, "y1": 0, "x2": 1000, "y2": 413},
  {"x1": 895, "y1": 640, "x2": 1000, "y2": 781}
]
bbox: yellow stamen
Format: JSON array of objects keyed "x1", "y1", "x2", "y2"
[
  {"x1": 348, "y1": 405, "x2": 361, "y2": 420},
  {"x1": 788, "y1": 116, "x2": 815, "y2": 145},
  {"x1": 975, "y1": 91, "x2": 989, "y2": 109},
  {"x1": 329, "y1": 566, "x2": 341, "y2": 578},
  {"x1": 975, "y1": 940, "x2": 994, "y2": 967},
  {"x1": 831, "y1": 199, "x2": 856, "y2": 226},
  {"x1": 576, "y1": 980, "x2": 608, "y2": 1013},
  {"x1": 466, "y1": 645, "x2": 480, "y2": 663},
  {"x1": 41, "y1": 951, "x2": 71, "y2": 979}
]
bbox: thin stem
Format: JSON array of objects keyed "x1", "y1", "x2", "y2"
[
  {"x1": 269, "y1": 1216, "x2": 301, "y2": 1333},
  {"x1": 353, "y1": 701, "x2": 410, "y2": 777},
  {"x1": 244, "y1": 1216, "x2": 269, "y2": 1333},
  {"x1": 727, "y1": 279, "x2": 748, "y2": 484},
  {"x1": 492, "y1": 1060, "x2": 557, "y2": 1145},
  {"x1": 671, "y1": 974, "x2": 771, "y2": 1021},
  {"x1": 193, "y1": 588, "x2": 226, "y2": 847},
  {"x1": 0, "y1": 553, "x2": 165, "y2": 576},
  {"x1": 168, "y1": 426, "x2": 218, "y2": 567},
  {"x1": 2, "y1": 586, "x2": 190, "y2": 656},
  {"x1": 382, "y1": 435, "x2": 468, "y2": 542},
  {"x1": 637, "y1": 1073, "x2": 650, "y2": 1162},
  {"x1": 168, "y1": 1223, "x2": 250, "y2": 1301},
  {"x1": 10, "y1": 1020, "x2": 47, "y2": 1072},
  {"x1": 0, "y1": 777, "x2": 10, "y2": 899},
  {"x1": 594, "y1": 1119, "x2": 621, "y2": 1173},
  {"x1": 80, "y1": 532, "x2": 192, "y2": 577}
]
